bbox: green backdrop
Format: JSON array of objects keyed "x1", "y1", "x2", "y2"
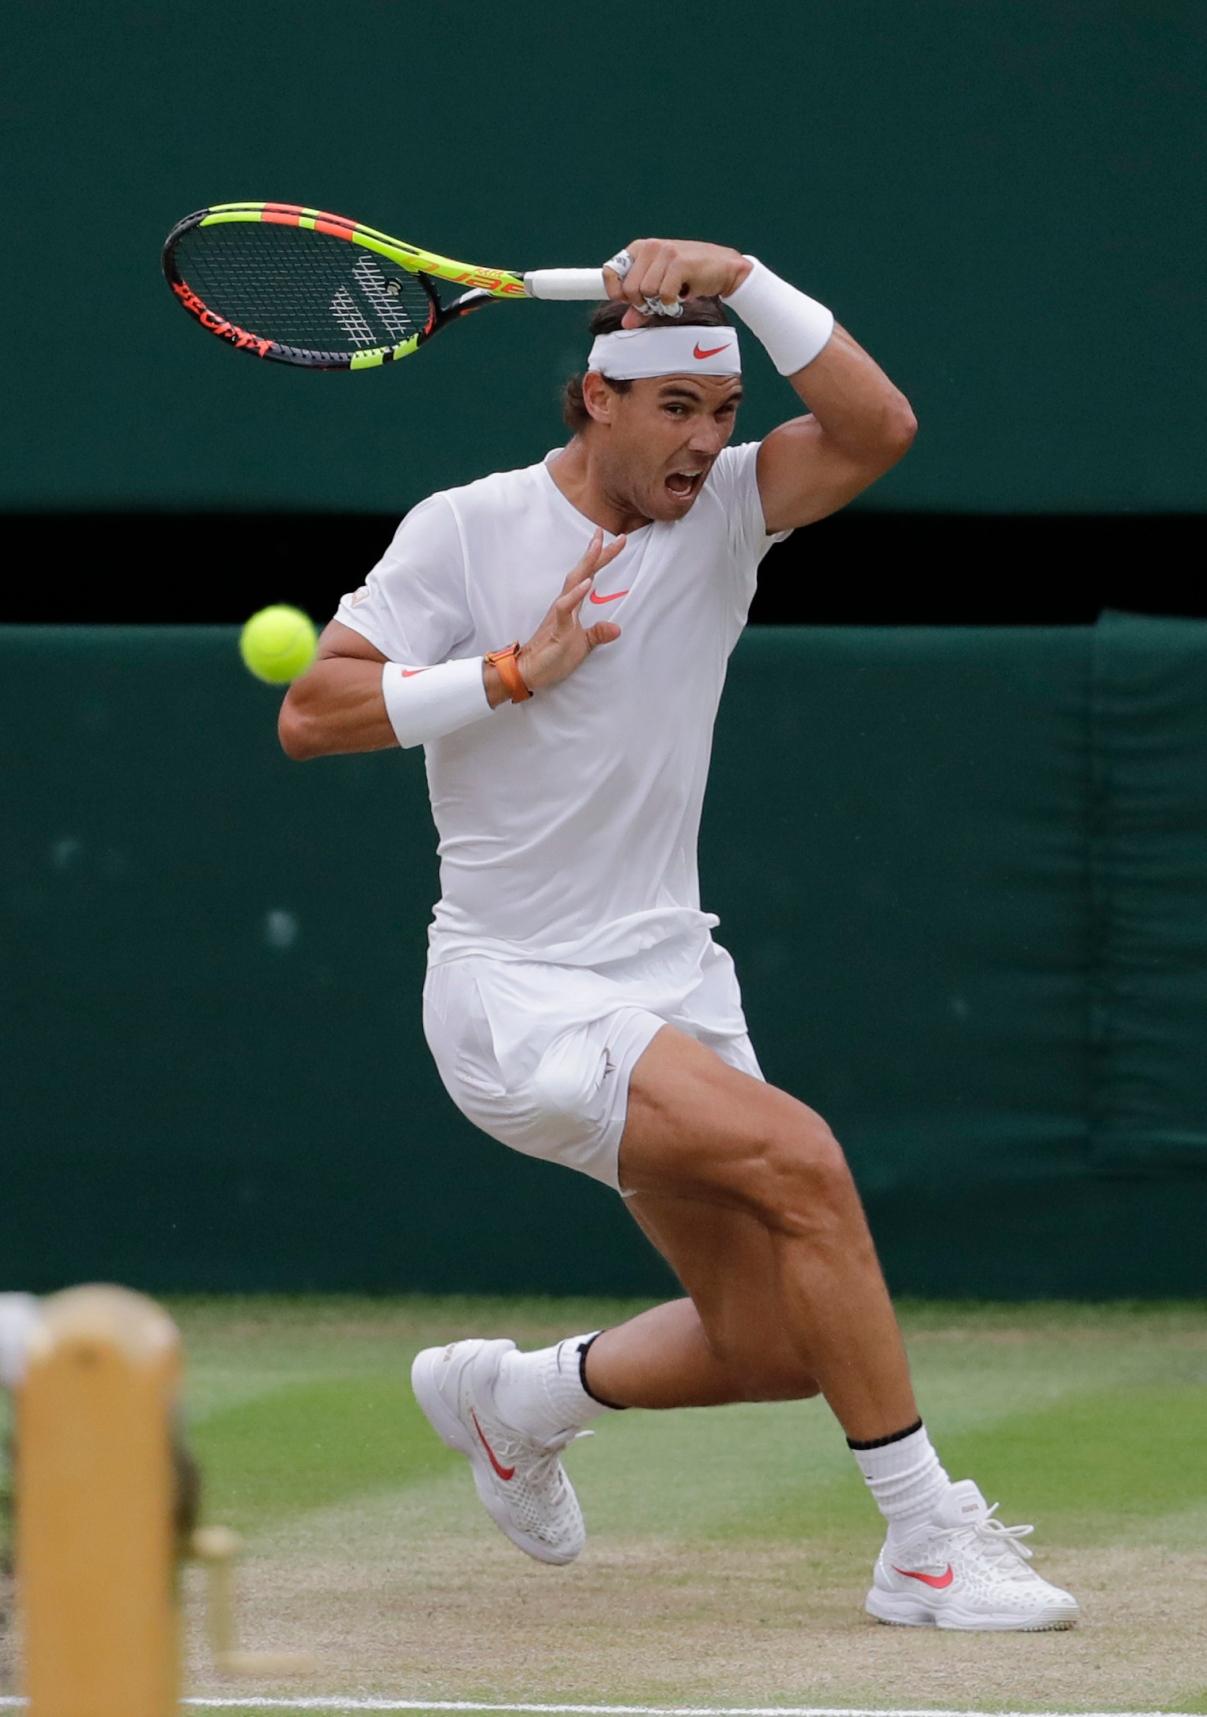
[
  {"x1": 2, "y1": 617, "x2": 1204, "y2": 1297},
  {"x1": 5, "y1": 1, "x2": 1204, "y2": 513}
]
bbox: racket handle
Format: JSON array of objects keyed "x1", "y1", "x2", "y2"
[{"x1": 523, "y1": 268, "x2": 607, "y2": 302}]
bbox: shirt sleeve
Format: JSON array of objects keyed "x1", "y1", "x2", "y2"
[
  {"x1": 708, "y1": 441, "x2": 793, "y2": 567},
  {"x1": 334, "y1": 493, "x2": 472, "y2": 665}
]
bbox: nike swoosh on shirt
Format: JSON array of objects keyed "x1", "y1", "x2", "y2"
[
  {"x1": 588, "y1": 588, "x2": 629, "y2": 604},
  {"x1": 401, "y1": 668, "x2": 427, "y2": 677},
  {"x1": 471, "y1": 1410, "x2": 515, "y2": 1481},
  {"x1": 892, "y1": 1564, "x2": 954, "y2": 1589}
]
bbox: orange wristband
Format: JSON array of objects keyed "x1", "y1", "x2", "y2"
[{"x1": 484, "y1": 642, "x2": 532, "y2": 703}]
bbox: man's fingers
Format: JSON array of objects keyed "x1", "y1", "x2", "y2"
[
  {"x1": 562, "y1": 527, "x2": 604, "y2": 591},
  {"x1": 562, "y1": 530, "x2": 626, "y2": 592},
  {"x1": 657, "y1": 264, "x2": 690, "y2": 308},
  {"x1": 629, "y1": 242, "x2": 673, "y2": 306},
  {"x1": 553, "y1": 532, "x2": 628, "y2": 630},
  {"x1": 615, "y1": 238, "x2": 651, "y2": 305},
  {"x1": 631, "y1": 247, "x2": 690, "y2": 313},
  {"x1": 563, "y1": 537, "x2": 625, "y2": 619},
  {"x1": 556, "y1": 575, "x2": 595, "y2": 618},
  {"x1": 601, "y1": 264, "x2": 626, "y2": 302},
  {"x1": 585, "y1": 621, "x2": 621, "y2": 650},
  {"x1": 619, "y1": 238, "x2": 695, "y2": 314},
  {"x1": 576, "y1": 525, "x2": 605, "y2": 567},
  {"x1": 596, "y1": 533, "x2": 627, "y2": 567}
]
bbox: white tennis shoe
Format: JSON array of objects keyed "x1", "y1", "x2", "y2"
[
  {"x1": 411, "y1": 1337, "x2": 587, "y2": 1566},
  {"x1": 865, "y1": 1479, "x2": 1079, "y2": 1631}
]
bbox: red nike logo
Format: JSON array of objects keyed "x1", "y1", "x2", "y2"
[
  {"x1": 470, "y1": 1411, "x2": 515, "y2": 1481},
  {"x1": 401, "y1": 667, "x2": 427, "y2": 677},
  {"x1": 589, "y1": 588, "x2": 629, "y2": 604},
  {"x1": 892, "y1": 1564, "x2": 954, "y2": 1590},
  {"x1": 693, "y1": 341, "x2": 728, "y2": 359}
]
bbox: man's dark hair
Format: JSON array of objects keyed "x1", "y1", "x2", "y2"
[{"x1": 560, "y1": 296, "x2": 730, "y2": 432}]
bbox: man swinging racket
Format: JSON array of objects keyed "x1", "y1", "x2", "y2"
[{"x1": 279, "y1": 239, "x2": 1079, "y2": 1631}]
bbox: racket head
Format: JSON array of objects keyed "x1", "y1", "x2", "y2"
[{"x1": 162, "y1": 203, "x2": 523, "y2": 370}]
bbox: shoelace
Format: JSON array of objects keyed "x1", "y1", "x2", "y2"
[
  {"x1": 540, "y1": 1427, "x2": 593, "y2": 1454},
  {"x1": 972, "y1": 1502, "x2": 1035, "y2": 1564},
  {"x1": 531, "y1": 1428, "x2": 592, "y2": 1496}
]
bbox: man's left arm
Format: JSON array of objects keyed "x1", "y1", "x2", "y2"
[{"x1": 755, "y1": 321, "x2": 918, "y2": 533}]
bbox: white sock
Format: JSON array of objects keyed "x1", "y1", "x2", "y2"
[
  {"x1": 491, "y1": 1332, "x2": 617, "y2": 1441},
  {"x1": 849, "y1": 1422, "x2": 951, "y2": 1543}
]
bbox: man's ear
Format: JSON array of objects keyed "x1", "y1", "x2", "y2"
[{"x1": 581, "y1": 371, "x2": 615, "y2": 427}]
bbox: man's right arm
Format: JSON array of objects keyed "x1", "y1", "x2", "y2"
[
  {"x1": 278, "y1": 622, "x2": 400, "y2": 760},
  {"x1": 279, "y1": 528, "x2": 628, "y2": 762}
]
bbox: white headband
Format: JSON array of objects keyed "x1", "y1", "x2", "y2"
[{"x1": 587, "y1": 325, "x2": 741, "y2": 380}]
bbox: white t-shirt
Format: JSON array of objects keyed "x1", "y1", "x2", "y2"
[{"x1": 336, "y1": 442, "x2": 786, "y2": 967}]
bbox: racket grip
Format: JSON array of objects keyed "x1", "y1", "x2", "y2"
[{"x1": 523, "y1": 268, "x2": 607, "y2": 302}]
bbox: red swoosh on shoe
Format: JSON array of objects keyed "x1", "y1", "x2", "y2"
[
  {"x1": 471, "y1": 1410, "x2": 515, "y2": 1481},
  {"x1": 892, "y1": 1563, "x2": 954, "y2": 1589},
  {"x1": 588, "y1": 588, "x2": 628, "y2": 604}
]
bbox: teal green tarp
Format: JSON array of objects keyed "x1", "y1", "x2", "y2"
[{"x1": 2, "y1": 620, "x2": 1204, "y2": 1295}]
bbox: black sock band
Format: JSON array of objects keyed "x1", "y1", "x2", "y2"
[
  {"x1": 846, "y1": 1417, "x2": 923, "y2": 1452},
  {"x1": 577, "y1": 1332, "x2": 628, "y2": 1411}
]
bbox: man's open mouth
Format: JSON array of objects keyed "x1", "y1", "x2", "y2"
[{"x1": 665, "y1": 469, "x2": 704, "y2": 499}]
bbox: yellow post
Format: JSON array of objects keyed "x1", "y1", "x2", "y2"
[{"x1": 17, "y1": 1285, "x2": 181, "y2": 1717}]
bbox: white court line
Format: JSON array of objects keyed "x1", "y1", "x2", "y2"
[
  {"x1": 192, "y1": 1706, "x2": 1206, "y2": 1717},
  {"x1": 1, "y1": 1703, "x2": 1203, "y2": 1717},
  {"x1": 178, "y1": 1702, "x2": 1207, "y2": 1717}
]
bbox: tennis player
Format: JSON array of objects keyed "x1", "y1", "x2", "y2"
[{"x1": 280, "y1": 239, "x2": 1078, "y2": 1632}]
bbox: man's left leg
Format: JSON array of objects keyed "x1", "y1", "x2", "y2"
[{"x1": 409, "y1": 1194, "x2": 821, "y2": 1565}]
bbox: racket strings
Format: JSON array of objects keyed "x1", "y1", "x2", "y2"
[{"x1": 171, "y1": 222, "x2": 435, "y2": 355}]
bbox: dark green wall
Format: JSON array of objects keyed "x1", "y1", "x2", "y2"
[
  {"x1": 2, "y1": 620, "x2": 1204, "y2": 1297},
  {"x1": 6, "y1": 2, "x2": 1204, "y2": 513}
]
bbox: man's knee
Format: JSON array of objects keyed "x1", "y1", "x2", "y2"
[{"x1": 742, "y1": 1103, "x2": 862, "y2": 1240}]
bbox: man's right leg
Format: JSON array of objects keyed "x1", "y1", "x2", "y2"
[
  {"x1": 585, "y1": 1025, "x2": 1078, "y2": 1631},
  {"x1": 604, "y1": 1025, "x2": 917, "y2": 1441}
]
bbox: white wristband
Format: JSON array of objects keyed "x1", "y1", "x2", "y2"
[
  {"x1": 381, "y1": 656, "x2": 492, "y2": 750},
  {"x1": 722, "y1": 256, "x2": 834, "y2": 376}
]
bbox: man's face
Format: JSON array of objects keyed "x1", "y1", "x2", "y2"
[{"x1": 597, "y1": 372, "x2": 744, "y2": 522}]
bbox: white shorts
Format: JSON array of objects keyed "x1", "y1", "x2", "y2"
[{"x1": 422, "y1": 935, "x2": 763, "y2": 1192}]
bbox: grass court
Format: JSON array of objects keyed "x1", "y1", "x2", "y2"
[{"x1": 3, "y1": 1297, "x2": 1205, "y2": 1717}]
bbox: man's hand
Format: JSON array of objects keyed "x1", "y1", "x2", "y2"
[
  {"x1": 603, "y1": 240, "x2": 753, "y2": 327},
  {"x1": 503, "y1": 530, "x2": 624, "y2": 698}
]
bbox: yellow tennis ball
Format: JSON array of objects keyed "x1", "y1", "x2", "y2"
[{"x1": 239, "y1": 605, "x2": 318, "y2": 684}]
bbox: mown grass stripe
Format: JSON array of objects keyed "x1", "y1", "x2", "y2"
[{"x1": 189, "y1": 1373, "x2": 457, "y2": 1529}]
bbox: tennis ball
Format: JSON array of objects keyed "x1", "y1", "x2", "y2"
[{"x1": 239, "y1": 605, "x2": 318, "y2": 684}]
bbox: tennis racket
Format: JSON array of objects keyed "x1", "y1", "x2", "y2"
[{"x1": 162, "y1": 202, "x2": 619, "y2": 371}]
